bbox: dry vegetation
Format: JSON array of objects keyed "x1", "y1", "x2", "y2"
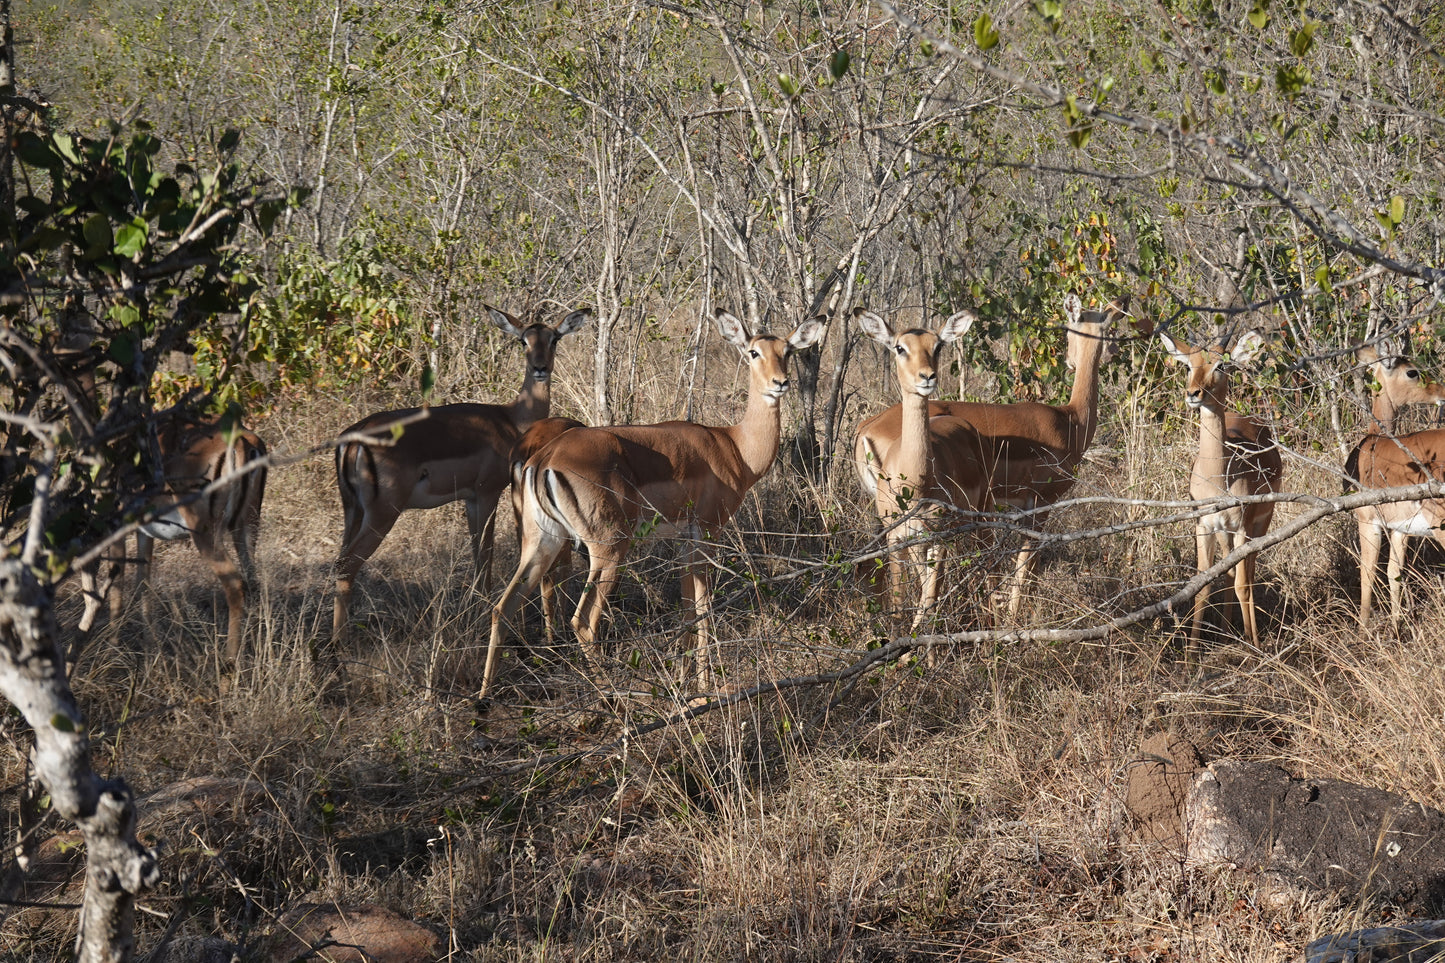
[{"x1": 7, "y1": 321, "x2": 1445, "y2": 962}]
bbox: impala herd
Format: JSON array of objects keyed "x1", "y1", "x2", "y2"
[{"x1": 81, "y1": 299, "x2": 1445, "y2": 696}]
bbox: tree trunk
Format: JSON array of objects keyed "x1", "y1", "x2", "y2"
[{"x1": 0, "y1": 560, "x2": 159, "y2": 963}]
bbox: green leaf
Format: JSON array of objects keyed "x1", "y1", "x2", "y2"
[
  {"x1": 217, "y1": 128, "x2": 241, "y2": 153},
  {"x1": 82, "y1": 213, "x2": 114, "y2": 253},
  {"x1": 114, "y1": 221, "x2": 147, "y2": 258},
  {"x1": 1389, "y1": 194, "x2": 1405, "y2": 225},
  {"x1": 14, "y1": 131, "x2": 58, "y2": 170},
  {"x1": 1290, "y1": 21, "x2": 1317, "y2": 56},
  {"x1": 777, "y1": 72, "x2": 799, "y2": 97},
  {"x1": 421, "y1": 363, "x2": 437, "y2": 398},
  {"x1": 1247, "y1": 0, "x2": 1269, "y2": 29},
  {"x1": 107, "y1": 334, "x2": 136, "y2": 366},
  {"x1": 1314, "y1": 266, "x2": 1331, "y2": 292},
  {"x1": 828, "y1": 49, "x2": 851, "y2": 79},
  {"x1": 973, "y1": 13, "x2": 1000, "y2": 51},
  {"x1": 51, "y1": 714, "x2": 77, "y2": 733},
  {"x1": 920, "y1": 38, "x2": 935, "y2": 57}
]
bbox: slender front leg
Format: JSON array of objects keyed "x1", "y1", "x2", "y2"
[
  {"x1": 465, "y1": 492, "x2": 500, "y2": 594},
  {"x1": 1386, "y1": 528, "x2": 1411, "y2": 625},
  {"x1": 1357, "y1": 513, "x2": 1382, "y2": 627},
  {"x1": 679, "y1": 541, "x2": 716, "y2": 693},
  {"x1": 1005, "y1": 536, "x2": 1037, "y2": 617},
  {"x1": 1189, "y1": 527, "x2": 1214, "y2": 653}
]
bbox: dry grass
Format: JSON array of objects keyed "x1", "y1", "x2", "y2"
[{"x1": 7, "y1": 329, "x2": 1445, "y2": 962}]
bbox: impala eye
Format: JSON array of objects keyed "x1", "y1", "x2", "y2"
[
  {"x1": 1408, "y1": 369, "x2": 1420, "y2": 379},
  {"x1": 895, "y1": 344, "x2": 906, "y2": 356},
  {"x1": 749, "y1": 349, "x2": 761, "y2": 360}
]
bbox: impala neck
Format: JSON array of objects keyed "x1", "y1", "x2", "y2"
[
  {"x1": 1064, "y1": 331, "x2": 1106, "y2": 447},
  {"x1": 1194, "y1": 401, "x2": 1230, "y2": 494},
  {"x1": 725, "y1": 381, "x2": 788, "y2": 486},
  {"x1": 1370, "y1": 389, "x2": 1400, "y2": 436},
  {"x1": 507, "y1": 366, "x2": 551, "y2": 429},
  {"x1": 895, "y1": 387, "x2": 932, "y2": 488}
]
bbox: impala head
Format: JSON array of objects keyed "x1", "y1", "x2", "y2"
[
  {"x1": 715, "y1": 308, "x2": 826, "y2": 406},
  {"x1": 1062, "y1": 293, "x2": 1128, "y2": 370},
  {"x1": 486, "y1": 305, "x2": 591, "y2": 383},
  {"x1": 856, "y1": 307, "x2": 975, "y2": 399},
  {"x1": 1160, "y1": 328, "x2": 1266, "y2": 412},
  {"x1": 1358, "y1": 345, "x2": 1445, "y2": 410}
]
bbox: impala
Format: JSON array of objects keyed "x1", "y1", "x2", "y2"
[
  {"x1": 482, "y1": 308, "x2": 825, "y2": 697},
  {"x1": 1344, "y1": 346, "x2": 1445, "y2": 626},
  {"x1": 332, "y1": 305, "x2": 589, "y2": 644},
  {"x1": 857, "y1": 294, "x2": 1123, "y2": 615},
  {"x1": 853, "y1": 309, "x2": 988, "y2": 630},
  {"x1": 1159, "y1": 329, "x2": 1282, "y2": 649},
  {"x1": 78, "y1": 412, "x2": 268, "y2": 661}
]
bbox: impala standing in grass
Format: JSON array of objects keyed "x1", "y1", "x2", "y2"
[
  {"x1": 853, "y1": 308, "x2": 989, "y2": 633},
  {"x1": 332, "y1": 305, "x2": 590, "y2": 644},
  {"x1": 1345, "y1": 345, "x2": 1445, "y2": 626},
  {"x1": 483, "y1": 308, "x2": 825, "y2": 698},
  {"x1": 855, "y1": 294, "x2": 1123, "y2": 615},
  {"x1": 1159, "y1": 328, "x2": 1282, "y2": 651}
]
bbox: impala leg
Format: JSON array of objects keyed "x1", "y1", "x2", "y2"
[
  {"x1": 1233, "y1": 532, "x2": 1258, "y2": 648},
  {"x1": 191, "y1": 522, "x2": 247, "y2": 662},
  {"x1": 332, "y1": 503, "x2": 402, "y2": 644},
  {"x1": 1005, "y1": 536, "x2": 1037, "y2": 618},
  {"x1": 465, "y1": 492, "x2": 501, "y2": 594},
  {"x1": 680, "y1": 546, "x2": 715, "y2": 693},
  {"x1": 483, "y1": 540, "x2": 564, "y2": 698},
  {"x1": 912, "y1": 541, "x2": 946, "y2": 666},
  {"x1": 135, "y1": 531, "x2": 157, "y2": 635},
  {"x1": 74, "y1": 541, "x2": 125, "y2": 663},
  {"x1": 1358, "y1": 513, "x2": 1382, "y2": 627},
  {"x1": 537, "y1": 543, "x2": 573, "y2": 646},
  {"x1": 572, "y1": 538, "x2": 626, "y2": 668},
  {"x1": 1188, "y1": 528, "x2": 1213, "y2": 656},
  {"x1": 1387, "y1": 529, "x2": 1411, "y2": 626}
]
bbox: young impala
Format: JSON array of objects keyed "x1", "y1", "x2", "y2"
[
  {"x1": 482, "y1": 308, "x2": 825, "y2": 697},
  {"x1": 857, "y1": 294, "x2": 1123, "y2": 615},
  {"x1": 853, "y1": 308, "x2": 988, "y2": 630},
  {"x1": 1345, "y1": 346, "x2": 1445, "y2": 626},
  {"x1": 332, "y1": 305, "x2": 589, "y2": 644},
  {"x1": 78, "y1": 411, "x2": 268, "y2": 662},
  {"x1": 1159, "y1": 329, "x2": 1282, "y2": 650}
]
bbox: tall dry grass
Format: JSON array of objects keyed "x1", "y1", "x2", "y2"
[{"x1": 7, "y1": 320, "x2": 1445, "y2": 962}]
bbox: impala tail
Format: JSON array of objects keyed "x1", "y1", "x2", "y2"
[{"x1": 530, "y1": 466, "x2": 585, "y2": 551}]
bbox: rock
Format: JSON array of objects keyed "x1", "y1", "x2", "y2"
[
  {"x1": 1124, "y1": 731, "x2": 1204, "y2": 847},
  {"x1": 1185, "y1": 760, "x2": 1445, "y2": 912},
  {"x1": 263, "y1": 903, "x2": 442, "y2": 963},
  {"x1": 1306, "y1": 920, "x2": 1445, "y2": 963}
]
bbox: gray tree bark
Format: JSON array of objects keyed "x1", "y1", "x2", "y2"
[{"x1": 0, "y1": 560, "x2": 159, "y2": 963}]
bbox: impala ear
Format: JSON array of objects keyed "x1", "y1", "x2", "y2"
[
  {"x1": 556, "y1": 308, "x2": 592, "y2": 336},
  {"x1": 938, "y1": 310, "x2": 976, "y2": 344},
  {"x1": 789, "y1": 318, "x2": 826, "y2": 351},
  {"x1": 853, "y1": 308, "x2": 894, "y2": 346},
  {"x1": 1231, "y1": 330, "x2": 1266, "y2": 366},
  {"x1": 1062, "y1": 293, "x2": 1083, "y2": 324},
  {"x1": 713, "y1": 308, "x2": 751, "y2": 348},
  {"x1": 1158, "y1": 329, "x2": 1192, "y2": 366},
  {"x1": 1356, "y1": 344, "x2": 1381, "y2": 367},
  {"x1": 485, "y1": 304, "x2": 524, "y2": 338}
]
